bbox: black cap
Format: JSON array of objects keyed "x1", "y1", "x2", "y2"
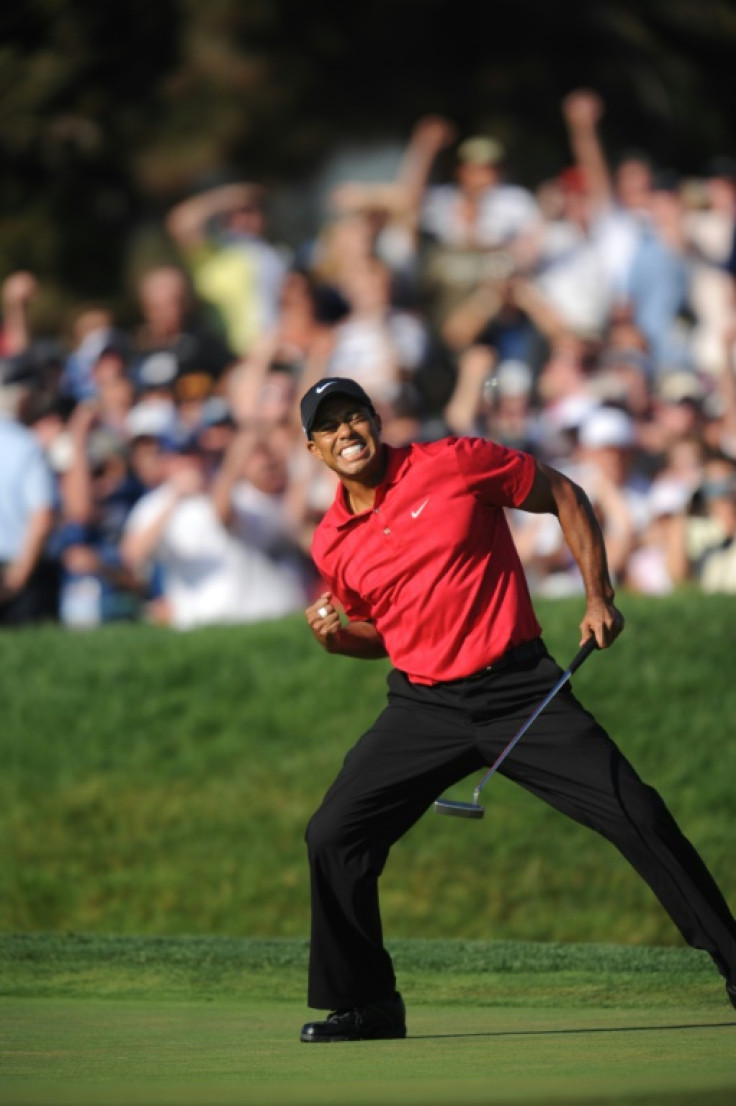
[
  {"x1": 300, "y1": 377, "x2": 375, "y2": 436},
  {"x1": 0, "y1": 350, "x2": 38, "y2": 387}
]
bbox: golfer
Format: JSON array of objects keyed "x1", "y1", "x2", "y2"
[{"x1": 299, "y1": 376, "x2": 736, "y2": 1042}]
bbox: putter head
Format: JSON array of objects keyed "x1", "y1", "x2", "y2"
[{"x1": 434, "y1": 798, "x2": 485, "y2": 820}]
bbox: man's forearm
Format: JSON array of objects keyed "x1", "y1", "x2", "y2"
[
  {"x1": 324, "y1": 621, "x2": 389, "y2": 659},
  {"x1": 121, "y1": 493, "x2": 178, "y2": 571},
  {"x1": 522, "y1": 462, "x2": 615, "y2": 602},
  {"x1": 555, "y1": 476, "x2": 616, "y2": 603}
]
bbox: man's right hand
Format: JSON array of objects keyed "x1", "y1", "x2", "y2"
[{"x1": 306, "y1": 592, "x2": 342, "y2": 649}]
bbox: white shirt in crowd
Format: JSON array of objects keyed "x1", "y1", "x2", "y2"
[
  {"x1": 421, "y1": 183, "x2": 541, "y2": 249},
  {"x1": 123, "y1": 484, "x2": 305, "y2": 629}
]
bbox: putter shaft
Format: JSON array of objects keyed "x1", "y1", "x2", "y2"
[
  {"x1": 472, "y1": 638, "x2": 596, "y2": 800},
  {"x1": 435, "y1": 638, "x2": 597, "y2": 818}
]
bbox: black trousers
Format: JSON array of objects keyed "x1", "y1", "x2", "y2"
[
  {"x1": 305, "y1": 644, "x2": 736, "y2": 1009},
  {"x1": 0, "y1": 559, "x2": 59, "y2": 626}
]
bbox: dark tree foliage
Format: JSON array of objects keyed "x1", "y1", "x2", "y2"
[{"x1": 1, "y1": 0, "x2": 735, "y2": 313}]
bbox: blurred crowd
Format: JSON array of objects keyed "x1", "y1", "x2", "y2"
[{"x1": 3, "y1": 88, "x2": 736, "y2": 630}]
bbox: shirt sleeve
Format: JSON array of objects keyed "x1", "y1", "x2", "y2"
[
  {"x1": 21, "y1": 442, "x2": 54, "y2": 513},
  {"x1": 313, "y1": 557, "x2": 373, "y2": 623},
  {"x1": 334, "y1": 580, "x2": 373, "y2": 623},
  {"x1": 452, "y1": 436, "x2": 536, "y2": 508},
  {"x1": 311, "y1": 532, "x2": 373, "y2": 624}
]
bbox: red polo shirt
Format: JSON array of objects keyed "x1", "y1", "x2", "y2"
[{"x1": 311, "y1": 436, "x2": 542, "y2": 684}]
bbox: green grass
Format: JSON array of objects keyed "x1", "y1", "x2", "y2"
[
  {"x1": 1, "y1": 935, "x2": 734, "y2": 1106},
  {"x1": 1, "y1": 592, "x2": 735, "y2": 944}
]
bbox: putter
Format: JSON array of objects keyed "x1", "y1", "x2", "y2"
[{"x1": 434, "y1": 637, "x2": 598, "y2": 820}]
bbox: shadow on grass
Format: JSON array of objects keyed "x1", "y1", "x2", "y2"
[{"x1": 411, "y1": 1020, "x2": 736, "y2": 1039}]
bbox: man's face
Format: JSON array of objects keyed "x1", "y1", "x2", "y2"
[
  {"x1": 130, "y1": 437, "x2": 164, "y2": 488},
  {"x1": 615, "y1": 159, "x2": 652, "y2": 210},
  {"x1": 456, "y1": 161, "x2": 498, "y2": 197},
  {"x1": 307, "y1": 395, "x2": 383, "y2": 482}
]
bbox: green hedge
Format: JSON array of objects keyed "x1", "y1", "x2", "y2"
[{"x1": 2, "y1": 591, "x2": 734, "y2": 945}]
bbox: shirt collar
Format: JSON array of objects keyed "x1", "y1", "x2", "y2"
[{"x1": 331, "y1": 444, "x2": 411, "y2": 528}]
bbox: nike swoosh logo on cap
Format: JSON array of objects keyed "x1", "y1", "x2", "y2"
[{"x1": 315, "y1": 382, "x2": 336, "y2": 394}]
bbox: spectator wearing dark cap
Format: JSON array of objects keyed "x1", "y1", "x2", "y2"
[
  {"x1": 89, "y1": 338, "x2": 135, "y2": 440},
  {"x1": 133, "y1": 265, "x2": 237, "y2": 390},
  {"x1": 54, "y1": 399, "x2": 148, "y2": 627},
  {"x1": 135, "y1": 349, "x2": 179, "y2": 400},
  {"x1": 60, "y1": 307, "x2": 128, "y2": 403},
  {"x1": 0, "y1": 355, "x2": 59, "y2": 624}
]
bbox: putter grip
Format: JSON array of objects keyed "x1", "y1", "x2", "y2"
[{"x1": 567, "y1": 637, "x2": 598, "y2": 675}]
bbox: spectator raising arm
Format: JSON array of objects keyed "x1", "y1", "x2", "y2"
[
  {"x1": 210, "y1": 426, "x2": 262, "y2": 528},
  {"x1": 120, "y1": 462, "x2": 205, "y2": 572},
  {"x1": 561, "y1": 89, "x2": 615, "y2": 212},
  {"x1": 0, "y1": 271, "x2": 38, "y2": 356},
  {"x1": 166, "y1": 182, "x2": 266, "y2": 252},
  {"x1": 329, "y1": 115, "x2": 457, "y2": 224}
]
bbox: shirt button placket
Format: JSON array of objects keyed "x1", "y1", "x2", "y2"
[{"x1": 374, "y1": 506, "x2": 390, "y2": 536}]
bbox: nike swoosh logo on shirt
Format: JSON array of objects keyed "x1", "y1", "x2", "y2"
[{"x1": 411, "y1": 499, "x2": 429, "y2": 518}]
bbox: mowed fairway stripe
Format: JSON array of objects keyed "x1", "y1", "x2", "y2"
[{"x1": 1, "y1": 998, "x2": 734, "y2": 1106}]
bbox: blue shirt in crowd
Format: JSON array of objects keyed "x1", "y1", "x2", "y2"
[{"x1": 0, "y1": 415, "x2": 54, "y2": 562}]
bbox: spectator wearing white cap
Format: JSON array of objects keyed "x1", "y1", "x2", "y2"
[
  {"x1": 572, "y1": 404, "x2": 651, "y2": 580},
  {"x1": 419, "y1": 131, "x2": 541, "y2": 253},
  {"x1": 624, "y1": 479, "x2": 691, "y2": 595},
  {"x1": 511, "y1": 408, "x2": 637, "y2": 595},
  {"x1": 534, "y1": 337, "x2": 601, "y2": 464},
  {"x1": 377, "y1": 115, "x2": 542, "y2": 332},
  {"x1": 483, "y1": 359, "x2": 540, "y2": 452},
  {"x1": 578, "y1": 403, "x2": 650, "y2": 508},
  {"x1": 443, "y1": 354, "x2": 539, "y2": 451}
]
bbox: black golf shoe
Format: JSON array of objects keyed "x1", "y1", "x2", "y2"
[
  {"x1": 300, "y1": 991, "x2": 407, "y2": 1042},
  {"x1": 727, "y1": 981, "x2": 736, "y2": 1010}
]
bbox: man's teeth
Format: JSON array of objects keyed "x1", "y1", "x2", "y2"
[{"x1": 341, "y1": 443, "x2": 364, "y2": 459}]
